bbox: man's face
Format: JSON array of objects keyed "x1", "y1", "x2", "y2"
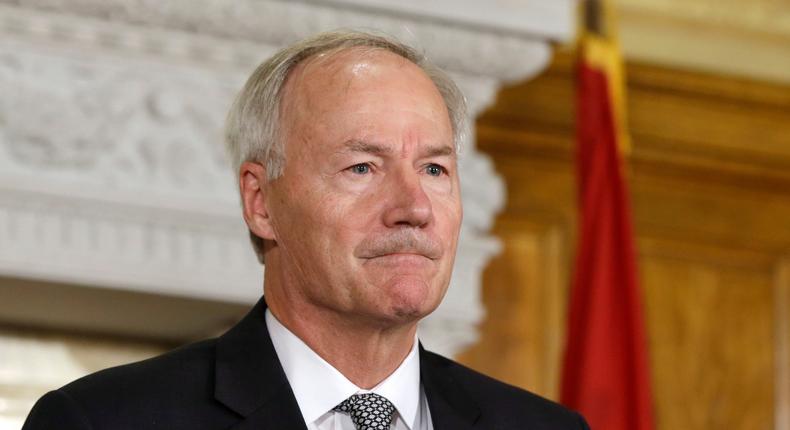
[{"x1": 262, "y1": 49, "x2": 462, "y2": 327}]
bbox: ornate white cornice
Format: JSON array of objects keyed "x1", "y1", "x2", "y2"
[
  {"x1": 0, "y1": 1, "x2": 573, "y2": 359},
  {"x1": 2, "y1": 0, "x2": 559, "y2": 81}
]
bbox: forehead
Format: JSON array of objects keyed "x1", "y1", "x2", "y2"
[
  {"x1": 287, "y1": 46, "x2": 419, "y2": 93},
  {"x1": 278, "y1": 48, "x2": 452, "y2": 143}
]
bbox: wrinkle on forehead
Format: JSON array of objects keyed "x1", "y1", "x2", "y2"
[{"x1": 278, "y1": 47, "x2": 452, "y2": 162}]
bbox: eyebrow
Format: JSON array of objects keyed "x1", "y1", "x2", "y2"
[
  {"x1": 342, "y1": 139, "x2": 456, "y2": 157},
  {"x1": 344, "y1": 139, "x2": 392, "y2": 155},
  {"x1": 425, "y1": 145, "x2": 456, "y2": 157}
]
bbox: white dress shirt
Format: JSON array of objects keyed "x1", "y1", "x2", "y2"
[{"x1": 265, "y1": 309, "x2": 433, "y2": 430}]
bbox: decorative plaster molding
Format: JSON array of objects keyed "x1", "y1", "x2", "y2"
[
  {"x1": 1, "y1": 0, "x2": 554, "y2": 81},
  {"x1": 0, "y1": 1, "x2": 571, "y2": 362},
  {"x1": 0, "y1": 178, "x2": 262, "y2": 303},
  {"x1": 0, "y1": 41, "x2": 242, "y2": 201},
  {"x1": 316, "y1": 0, "x2": 576, "y2": 41}
]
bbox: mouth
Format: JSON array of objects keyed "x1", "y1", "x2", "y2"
[{"x1": 364, "y1": 253, "x2": 435, "y2": 265}]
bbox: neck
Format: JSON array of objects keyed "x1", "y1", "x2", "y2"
[{"x1": 267, "y1": 293, "x2": 417, "y2": 389}]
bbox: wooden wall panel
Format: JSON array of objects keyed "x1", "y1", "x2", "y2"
[
  {"x1": 641, "y1": 246, "x2": 774, "y2": 429},
  {"x1": 459, "y1": 217, "x2": 570, "y2": 399},
  {"x1": 461, "y1": 53, "x2": 790, "y2": 429},
  {"x1": 458, "y1": 157, "x2": 575, "y2": 399},
  {"x1": 776, "y1": 259, "x2": 790, "y2": 430}
]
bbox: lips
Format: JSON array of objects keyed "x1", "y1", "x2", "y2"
[
  {"x1": 365, "y1": 248, "x2": 439, "y2": 259},
  {"x1": 374, "y1": 252, "x2": 431, "y2": 259},
  {"x1": 357, "y1": 242, "x2": 441, "y2": 260},
  {"x1": 365, "y1": 253, "x2": 434, "y2": 268}
]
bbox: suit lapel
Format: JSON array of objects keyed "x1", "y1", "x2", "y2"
[
  {"x1": 226, "y1": 391, "x2": 307, "y2": 430},
  {"x1": 213, "y1": 299, "x2": 478, "y2": 429},
  {"x1": 214, "y1": 297, "x2": 307, "y2": 430},
  {"x1": 420, "y1": 345, "x2": 480, "y2": 429}
]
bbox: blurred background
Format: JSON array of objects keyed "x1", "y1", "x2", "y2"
[{"x1": 1, "y1": 0, "x2": 788, "y2": 429}]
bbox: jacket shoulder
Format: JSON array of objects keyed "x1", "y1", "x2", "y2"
[
  {"x1": 63, "y1": 337, "x2": 218, "y2": 399},
  {"x1": 422, "y1": 350, "x2": 589, "y2": 429},
  {"x1": 24, "y1": 338, "x2": 237, "y2": 430}
]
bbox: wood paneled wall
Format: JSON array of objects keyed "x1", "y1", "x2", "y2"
[{"x1": 458, "y1": 51, "x2": 790, "y2": 429}]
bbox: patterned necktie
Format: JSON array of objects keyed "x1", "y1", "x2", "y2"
[{"x1": 334, "y1": 392, "x2": 396, "y2": 430}]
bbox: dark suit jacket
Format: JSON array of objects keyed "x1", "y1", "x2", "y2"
[{"x1": 23, "y1": 298, "x2": 589, "y2": 429}]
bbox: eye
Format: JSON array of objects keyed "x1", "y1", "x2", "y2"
[
  {"x1": 425, "y1": 163, "x2": 446, "y2": 177},
  {"x1": 348, "y1": 163, "x2": 371, "y2": 174}
]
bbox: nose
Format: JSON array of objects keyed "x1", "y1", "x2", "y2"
[{"x1": 382, "y1": 169, "x2": 433, "y2": 228}]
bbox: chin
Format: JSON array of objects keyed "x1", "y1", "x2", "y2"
[{"x1": 381, "y1": 275, "x2": 443, "y2": 322}]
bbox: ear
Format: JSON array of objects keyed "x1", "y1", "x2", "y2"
[{"x1": 239, "y1": 161, "x2": 277, "y2": 241}]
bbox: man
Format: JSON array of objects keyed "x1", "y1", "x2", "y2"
[{"x1": 24, "y1": 30, "x2": 589, "y2": 429}]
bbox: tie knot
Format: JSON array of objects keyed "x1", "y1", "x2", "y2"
[{"x1": 334, "y1": 393, "x2": 396, "y2": 430}]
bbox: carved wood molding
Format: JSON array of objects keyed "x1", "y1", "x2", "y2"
[
  {"x1": 617, "y1": 0, "x2": 790, "y2": 85},
  {"x1": 480, "y1": 51, "x2": 790, "y2": 198}
]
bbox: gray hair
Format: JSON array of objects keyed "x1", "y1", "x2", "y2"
[{"x1": 224, "y1": 29, "x2": 467, "y2": 264}]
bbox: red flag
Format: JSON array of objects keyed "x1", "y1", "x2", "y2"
[{"x1": 560, "y1": 1, "x2": 655, "y2": 429}]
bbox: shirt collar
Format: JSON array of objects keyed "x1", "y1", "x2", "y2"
[{"x1": 265, "y1": 309, "x2": 422, "y2": 428}]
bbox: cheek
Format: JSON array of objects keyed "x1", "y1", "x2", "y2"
[
  {"x1": 309, "y1": 192, "x2": 372, "y2": 256},
  {"x1": 275, "y1": 185, "x2": 337, "y2": 251},
  {"x1": 433, "y1": 193, "x2": 463, "y2": 231},
  {"x1": 424, "y1": 174, "x2": 461, "y2": 213},
  {"x1": 421, "y1": 177, "x2": 450, "y2": 195}
]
